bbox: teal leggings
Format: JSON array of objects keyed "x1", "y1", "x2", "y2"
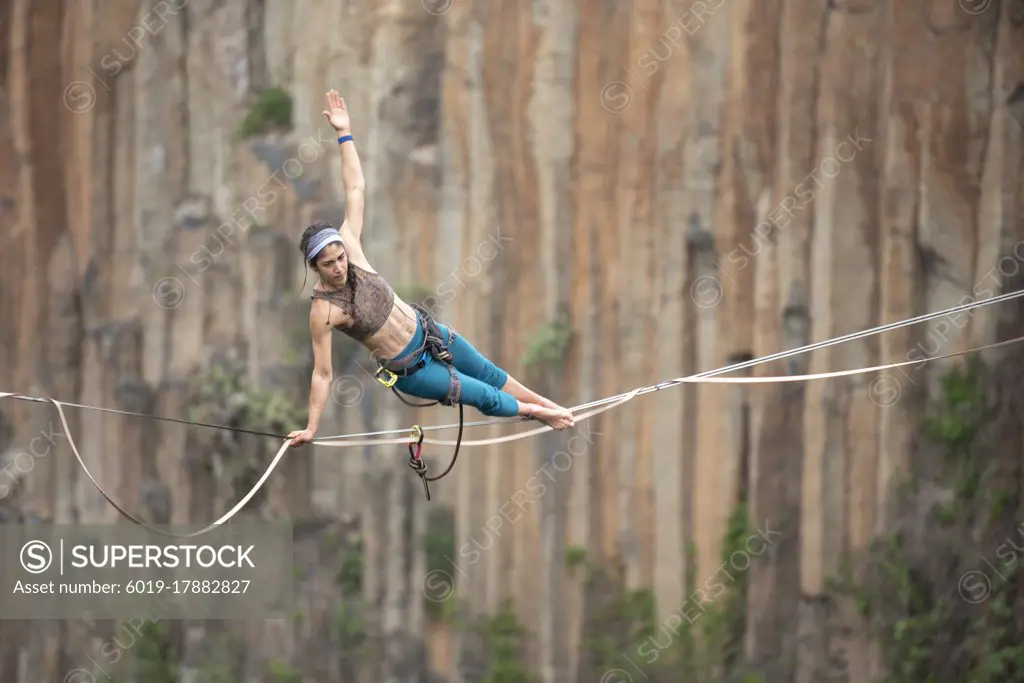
[{"x1": 388, "y1": 318, "x2": 520, "y2": 417}]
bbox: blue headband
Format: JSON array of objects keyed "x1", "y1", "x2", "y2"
[{"x1": 305, "y1": 229, "x2": 344, "y2": 262}]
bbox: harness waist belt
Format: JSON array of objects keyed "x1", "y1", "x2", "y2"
[{"x1": 376, "y1": 305, "x2": 462, "y2": 406}]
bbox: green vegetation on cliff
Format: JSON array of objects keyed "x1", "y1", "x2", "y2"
[
  {"x1": 523, "y1": 311, "x2": 574, "y2": 370},
  {"x1": 445, "y1": 354, "x2": 1023, "y2": 683},
  {"x1": 238, "y1": 86, "x2": 294, "y2": 138},
  {"x1": 831, "y1": 355, "x2": 1024, "y2": 683}
]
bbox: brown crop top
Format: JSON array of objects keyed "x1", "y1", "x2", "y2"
[{"x1": 310, "y1": 262, "x2": 396, "y2": 342}]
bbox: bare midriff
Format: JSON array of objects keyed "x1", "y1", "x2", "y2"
[{"x1": 360, "y1": 297, "x2": 420, "y2": 360}]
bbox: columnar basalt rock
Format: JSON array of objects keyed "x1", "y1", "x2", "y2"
[{"x1": 0, "y1": 0, "x2": 1020, "y2": 681}]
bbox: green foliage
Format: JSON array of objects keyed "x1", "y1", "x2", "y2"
[
  {"x1": 583, "y1": 574, "x2": 658, "y2": 671},
  {"x1": 697, "y1": 501, "x2": 752, "y2": 674},
  {"x1": 479, "y1": 600, "x2": 542, "y2": 683},
  {"x1": 238, "y1": 86, "x2": 293, "y2": 138},
  {"x1": 522, "y1": 312, "x2": 573, "y2": 370},
  {"x1": 920, "y1": 355, "x2": 993, "y2": 451},
  {"x1": 424, "y1": 505, "x2": 457, "y2": 621},
  {"x1": 570, "y1": 500, "x2": 766, "y2": 683},
  {"x1": 329, "y1": 597, "x2": 367, "y2": 644},
  {"x1": 184, "y1": 358, "x2": 305, "y2": 505},
  {"x1": 338, "y1": 543, "x2": 364, "y2": 598},
  {"x1": 580, "y1": 564, "x2": 666, "y2": 679},
  {"x1": 131, "y1": 620, "x2": 178, "y2": 683},
  {"x1": 267, "y1": 659, "x2": 302, "y2": 683},
  {"x1": 324, "y1": 533, "x2": 370, "y2": 668},
  {"x1": 187, "y1": 358, "x2": 305, "y2": 437},
  {"x1": 193, "y1": 631, "x2": 243, "y2": 683},
  {"x1": 565, "y1": 545, "x2": 587, "y2": 573},
  {"x1": 829, "y1": 356, "x2": 1024, "y2": 683},
  {"x1": 834, "y1": 534, "x2": 968, "y2": 683}
]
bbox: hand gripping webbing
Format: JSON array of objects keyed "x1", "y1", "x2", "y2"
[{"x1": 3, "y1": 289, "x2": 1024, "y2": 536}]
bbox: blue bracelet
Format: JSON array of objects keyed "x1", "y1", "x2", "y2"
[{"x1": 337, "y1": 134, "x2": 353, "y2": 145}]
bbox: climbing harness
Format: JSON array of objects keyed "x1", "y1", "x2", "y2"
[
  {"x1": 373, "y1": 303, "x2": 465, "y2": 499},
  {"x1": 320, "y1": 287, "x2": 1024, "y2": 442},
  {"x1": 374, "y1": 304, "x2": 462, "y2": 407},
  {"x1": 4, "y1": 288, "x2": 1024, "y2": 535}
]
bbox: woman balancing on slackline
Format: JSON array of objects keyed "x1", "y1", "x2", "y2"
[{"x1": 286, "y1": 90, "x2": 575, "y2": 447}]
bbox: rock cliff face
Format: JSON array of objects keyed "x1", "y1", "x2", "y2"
[{"x1": 1, "y1": 0, "x2": 1022, "y2": 681}]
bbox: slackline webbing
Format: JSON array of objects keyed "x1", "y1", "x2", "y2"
[
  {"x1": 318, "y1": 287, "x2": 1024, "y2": 441},
  {"x1": 2, "y1": 288, "x2": 1023, "y2": 536}
]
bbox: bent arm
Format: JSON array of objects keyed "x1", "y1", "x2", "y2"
[{"x1": 305, "y1": 309, "x2": 334, "y2": 434}]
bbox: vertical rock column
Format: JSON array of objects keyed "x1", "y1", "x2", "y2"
[
  {"x1": 647, "y1": 0, "x2": 697, "y2": 626},
  {"x1": 747, "y1": 0, "x2": 828, "y2": 678},
  {"x1": 685, "y1": 0, "x2": 734, "y2": 599},
  {"x1": 527, "y1": 0, "x2": 579, "y2": 679}
]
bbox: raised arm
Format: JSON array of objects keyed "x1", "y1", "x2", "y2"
[{"x1": 323, "y1": 90, "x2": 366, "y2": 244}]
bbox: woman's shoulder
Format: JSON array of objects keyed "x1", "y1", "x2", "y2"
[
  {"x1": 309, "y1": 288, "x2": 350, "y2": 326},
  {"x1": 308, "y1": 292, "x2": 330, "y2": 314}
]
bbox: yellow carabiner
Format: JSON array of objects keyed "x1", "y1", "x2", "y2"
[
  {"x1": 409, "y1": 425, "x2": 423, "y2": 442},
  {"x1": 375, "y1": 366, "x2": 398, "y2": 388}
]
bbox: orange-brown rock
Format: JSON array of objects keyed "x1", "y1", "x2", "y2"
[{"x1": 0, "y1": 0, "x2": 1021, "y2": 681}]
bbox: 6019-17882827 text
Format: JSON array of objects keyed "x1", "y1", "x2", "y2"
[{"x1": 12, "y1": 579, "x2": 250, "y2": 595}]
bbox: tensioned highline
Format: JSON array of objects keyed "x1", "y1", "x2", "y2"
[
  {"x1": 2, "y1": 287, "x2": 1023, "y2": 442},
  {"x1": 316, "y1": 287, "x2": 1024, "y2": 441},
  {"x1": 2, "y1": 288, "x2": 1022, "y2": 535}
]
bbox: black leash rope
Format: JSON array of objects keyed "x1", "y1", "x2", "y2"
[
  {"x1": 3, "y1": 394, "x2": 290, "y2": 440},
  {"x1": 389, "y1": 371, "x2": 465, "y2": 502},
  {"x1": 9, "y1": 318, "x2": 469, "y2": 504},
  {"x1": 373, "y1": 304, "x2": 469, "y2": 501}
]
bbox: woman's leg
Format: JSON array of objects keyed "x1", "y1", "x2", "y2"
[
  {"x1": 393, "y1": 356, "x2": 574, "y2": 429},
  {"x1": 437, "y1": 324, "x2": 573, "y2": 416}
]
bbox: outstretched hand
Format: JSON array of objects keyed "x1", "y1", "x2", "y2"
[
  {"x1": 323, "y1": 89, "x2": 351, "y2": 133},
  {"x1": 287, "y1": 428, "x2": 315, "y2": 447}
]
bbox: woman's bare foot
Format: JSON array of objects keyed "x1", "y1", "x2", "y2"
[
  {"x1": 502, "y1": 375, "x2": 572, "y2": 414},
  {"x1": 521, "y1": 403, "x2": 575, "y2": 430}
]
